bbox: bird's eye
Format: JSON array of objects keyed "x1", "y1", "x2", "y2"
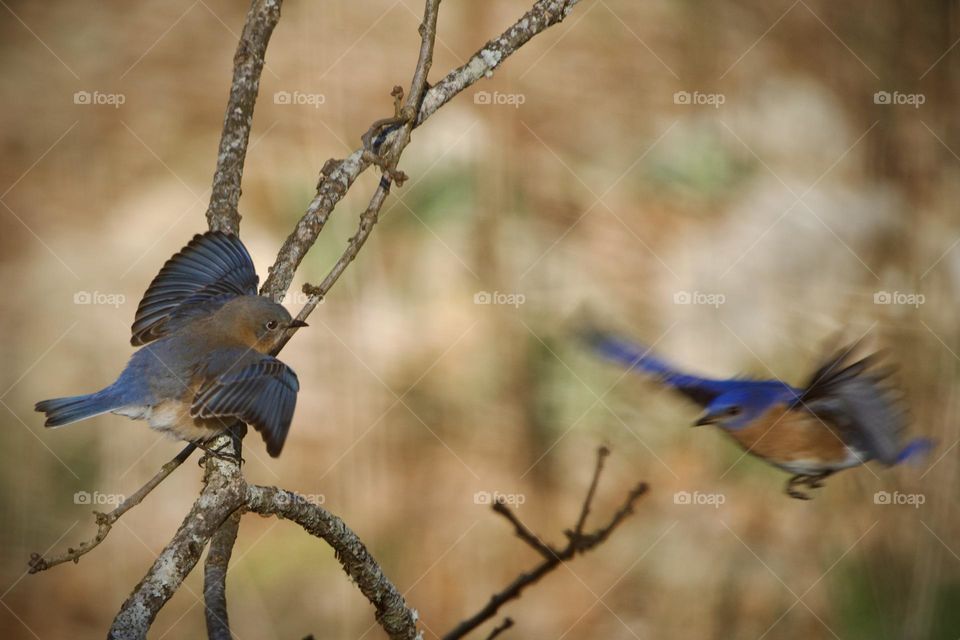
[
  {"x1": 726, "y1": 406, "x2": 741, "y2": 416},
  {"x1": 265, "y1": 320, "x2": 279, "y2": 331}
]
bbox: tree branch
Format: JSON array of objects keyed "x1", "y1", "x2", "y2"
[
  {"x1": 442, "y1": 448, "x2": 648, "y2": 640},
  {"x1": 204, "y1": 427, "x2": 245, "y2": 640},
  {"x1": 417, "y1": 0, "x2": 580, "y2": 125},
  {"x1": 206, "y1": 0, "x2": 284, "y2": 234},
  {"x1": 260, "y1": 0, "x2": 584, "y2": 300},
  {"x1": 32, "y1": 0, "x2": 591, "y2": 637},
  {"x1": 203, "y1": 509, "x2": 241, "y2": 640},
  {"x1": 246, "y1": 485, "x2": 421, "y2": 640},
  {"x1": 199, "y1": 3, "x2": 285, "y2": 634},
  {"x1": 107, "y1": 0, "x2": 445, "y2": 633},
  {"x1": 109, "y1": 454, "x2": 246, "y2": 639}
]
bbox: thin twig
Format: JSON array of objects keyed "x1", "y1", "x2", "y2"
[
  {"x1": 28, "y1": 443, "x2": 197, "y2": 573},
  {"x1": 576, "y1": 481, "x2": 649, "y2": 548},
  {"x1": 484, "y1": 618, "x2": 513, "y2": 640},
  {"x1": 491, "y1": 499, "x2": 557, "y2": 561},
  {"x1": 572, "y1": 445, "x2": 609, "y2": 537},
  {"x1": 441, "y1": 448, "x2": 647, "y2": 640}
]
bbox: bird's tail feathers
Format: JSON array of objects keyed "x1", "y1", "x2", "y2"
[
  {"x1": 35, "y1": 390, "x2": 121, "y2": 428},
  {"x1": 895, "y1": 437, "x2": 935, "y2": 466}
]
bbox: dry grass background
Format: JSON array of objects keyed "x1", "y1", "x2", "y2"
[{"x1": 1, "y1": 1, "x2": 959, "y2": 638}]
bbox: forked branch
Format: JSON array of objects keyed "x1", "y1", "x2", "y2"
[{"x1": 442, "y1": 447, "x2": 648, "y2": 640}]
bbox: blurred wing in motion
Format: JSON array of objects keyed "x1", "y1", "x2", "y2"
[
  {"x1": 131, "y1": 231, "x2": 259, "y2": 346},
  {"x1": 583, "y1": 329, "x2": 730, "y2": 407},
  {"x1": 191, "y1": 355, "x2": 299, "y2": 457},
  {"x1": 797, "y1": 344, "x2": 912, "y2": 465}
]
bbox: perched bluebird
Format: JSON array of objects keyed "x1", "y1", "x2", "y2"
[
  {"x1": 36, "y1": 231, "x2": 306, "y2": 457},
  {"x1": 586, "y1": 331, "x2": 932, "y2": 499}
]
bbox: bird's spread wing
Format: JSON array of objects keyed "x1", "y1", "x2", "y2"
[
  {"x1": 191, "y1": 354, "x2": 299, "y2": 457},
  {"x1": 584, "y1": 330, "x2": 730, "y2": 407},
  {"x1": 796, "y1": 344, "x2": 905, "y2": 465},
  {"x1": 131, "y1": 231, "x2": 259, "y2": 346}
]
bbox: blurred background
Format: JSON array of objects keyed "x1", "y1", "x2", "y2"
[{"x1": 1, "y1": 0, "x2": 959, "y2": 638}]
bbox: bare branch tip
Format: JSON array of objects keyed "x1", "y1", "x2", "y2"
[{"x1": 485, "y1": 617, "x2": 514, "y2": 640}]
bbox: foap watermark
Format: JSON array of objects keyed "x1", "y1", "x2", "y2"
[
  {"x1": 673, "y1": 90, "x2": 725, "y2": 108},
  {"x1": 74, "y1": 490, "x2": 125, "y2": 506},
  {"x1": 275, "y1": 492, "x2": 326, "y2": 507},
  {"x1": 873, "y1": 290, "x2": 924, "y2": 308},
  {"x1": 673, "y1": 290, "x2": 725, "y2": 308},
  {"x1": 74, "y1": 291, "x2": 126, "y2": 308},
  {"x1": 873, "y1": 90, "x2": 925, "y2": 109},
  {"x1": 280, "y1": 290, "x2": 325, "y2": 306},
  {"x1": 73, "y1": 90, "x2": 126, "y2": 108},
  {"x1": 874, "y1": 490, "x2": 925, "y2": 508},
  {"x1": 474, "y1": 490, "x2": 526, "y2": 507},
  {"x1": 673, "y1": 490, "x2": 726, "y2": 508},
  {"x1": 274, "y1": 90, "x2": 326, "y2": 108},
  {"x1": 474, "y1": 290, "x2": 525, "y2": 308},
  {"x1": 473, "y1": 90, "x2": 526, "y2": 108}
]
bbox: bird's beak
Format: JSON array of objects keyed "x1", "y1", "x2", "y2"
[
  {"x1": 287, "y1": 319, "x2": 309, "y2": 329},
  {"x1": 693, "y1": 411, "x2": 717, "y2": 427}
]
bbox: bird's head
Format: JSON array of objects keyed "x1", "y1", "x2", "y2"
[
  {"x1": 694, "y1": 383, "x2": 793, "y2": 430},
  {"x1": 216, "y1": 296, "x2": 308, "y2": 352}
]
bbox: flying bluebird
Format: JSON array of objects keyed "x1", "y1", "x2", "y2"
[
  {"x1": 586, "y1": 330, "x2": 932, "y2": 499},
  {"x1": 36, "y1": 231, "x2": 306, "y2": 457}
]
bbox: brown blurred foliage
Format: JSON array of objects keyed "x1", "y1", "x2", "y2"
[{"x1": 1, "y1": 0, "x2": 959, "y2": 638}]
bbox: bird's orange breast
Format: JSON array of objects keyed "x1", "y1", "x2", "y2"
[{"x1": 723, "y1": 404, "x2": 851, "y2": 464}]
